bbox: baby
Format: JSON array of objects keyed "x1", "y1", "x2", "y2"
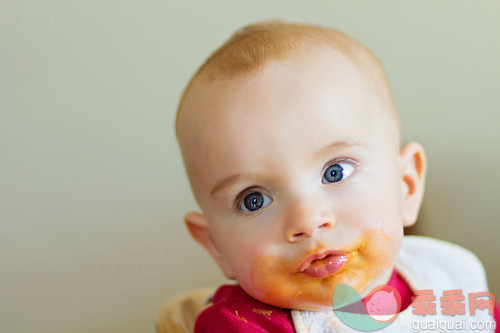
[{"x1": 173, "y1": 21, "x2": 496, "y2": 332}]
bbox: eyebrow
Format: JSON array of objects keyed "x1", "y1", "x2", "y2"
[
  {"x1": 210, "y1": 174, "x2": 246, "y2": 197},
  {"x1": 313, "y1": 140, "x2": 364, "y2": 160}
]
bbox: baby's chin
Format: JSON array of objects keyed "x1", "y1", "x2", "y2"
[
  {"x1": 250, "y1": 279, "x2": 382, "y2": 312},
  {"x1": 245, "y1": 265, "x2": 397, "y2": 312},
  {"x1": 244, "y1": 279, "x2": 361, "y2": 311}
]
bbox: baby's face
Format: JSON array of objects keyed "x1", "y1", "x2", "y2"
[{"x1": 179, "y1": 48, "x2": 420, "y2": 310}]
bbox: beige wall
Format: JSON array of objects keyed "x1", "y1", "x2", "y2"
[{"x1": 1, "y1": 1, "x2": 498, "y2": 332}]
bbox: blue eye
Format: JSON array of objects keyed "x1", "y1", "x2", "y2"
[
  {"x1": 322, "y1": 163, "x2": 354, "y2": 184},
  {"x1": 240, "y1": 192, "x2": 273, "y2": 212}
]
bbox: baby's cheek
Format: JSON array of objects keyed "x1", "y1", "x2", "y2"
[{"x1": 339, "y1": 229, "x2": 400, "y2": 293}]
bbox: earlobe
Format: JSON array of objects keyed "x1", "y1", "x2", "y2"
[
  {"x1": 399, "y1": 142, "x2": 427, "y2": 227},
  {"x1": 184, "y1": 212, "x2": 235, "y2": 279}
]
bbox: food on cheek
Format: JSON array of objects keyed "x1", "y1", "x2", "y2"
[{"x1": 248, "y1": 229, "x2": 399, "y2": 311}]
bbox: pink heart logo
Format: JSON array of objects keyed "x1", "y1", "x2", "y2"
[{"x1": 363, "y1": 285, "x2": 401, "y2": 323}]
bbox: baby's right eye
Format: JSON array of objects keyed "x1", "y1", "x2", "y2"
[{"x1": 240, "y1": 192, "x2": 272, "y2": 212}]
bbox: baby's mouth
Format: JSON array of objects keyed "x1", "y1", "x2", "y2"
[{"x1": 297, "y1": 251, "x2": 350, "y2": 278}]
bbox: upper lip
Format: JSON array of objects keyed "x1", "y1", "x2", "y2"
[{"x1": 297, "y1": 249, "x2": 349, "y2": 273}]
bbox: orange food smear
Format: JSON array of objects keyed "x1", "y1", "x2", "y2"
[
  {"x1": 252, "y1": 308, "x2": 273, "y2": 316},
  {"x1": 249, "y1": 229, "x2": 399, "y2": 310},
  {"x1": 234, "y1": 310, "x2": 248, "y2": 323}
]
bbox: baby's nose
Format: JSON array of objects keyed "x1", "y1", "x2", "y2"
[{"x1": 284, "y1": 198, "x2": 335, "y2": 242}]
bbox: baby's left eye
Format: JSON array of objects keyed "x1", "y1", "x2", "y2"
[
  {"x1": 322, "y1": 163, "x2": 355, "y2": 184},
  {"x1": 240, "y1": 192, "x2": 273, "y2": 212}
]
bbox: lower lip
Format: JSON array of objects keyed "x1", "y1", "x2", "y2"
[{"x1": 301, "y1": 255, "x2": 348, "y2": 278}]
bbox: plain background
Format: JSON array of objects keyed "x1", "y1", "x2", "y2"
[{"x1": 1, "y1": 1, "x2": 499, "y2": 332}]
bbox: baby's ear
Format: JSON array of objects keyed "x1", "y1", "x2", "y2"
[
  {"x1": 184, "y1": 212, "x2": 235, "y2": 279},
  {"x1": 399, "y1": 142, "x2": 427, "y2": 227}
]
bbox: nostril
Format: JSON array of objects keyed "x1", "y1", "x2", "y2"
[
  {"x1": 287, "y1": 222, "x2": 333, "y2": 242},
  {"x1": 292, "y1": 232, "x2": 305, "y2": 239}
]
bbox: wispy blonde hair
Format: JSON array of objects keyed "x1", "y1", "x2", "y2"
[
  {"x1": 176, "y1": 21, "x2": 398, "y2": 135},
  {"x1": 196, "y1": 21, "x2": 362, "y2": 79}
]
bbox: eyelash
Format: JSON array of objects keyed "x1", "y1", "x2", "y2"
[{"x1": 323, "y1": 158, "x2": 358, "y2": 172}]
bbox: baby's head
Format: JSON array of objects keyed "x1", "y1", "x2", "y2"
[{"x1": 176, "y1": 21, "x2": 426, "y2": 311}]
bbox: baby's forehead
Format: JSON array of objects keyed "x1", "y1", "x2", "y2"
[
  {"x1": 177, "y1": 46, "x2": 396, "y2": 139},
  {"x1": 178, "y1": 52, "x2": 399, "y2": 164}
]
